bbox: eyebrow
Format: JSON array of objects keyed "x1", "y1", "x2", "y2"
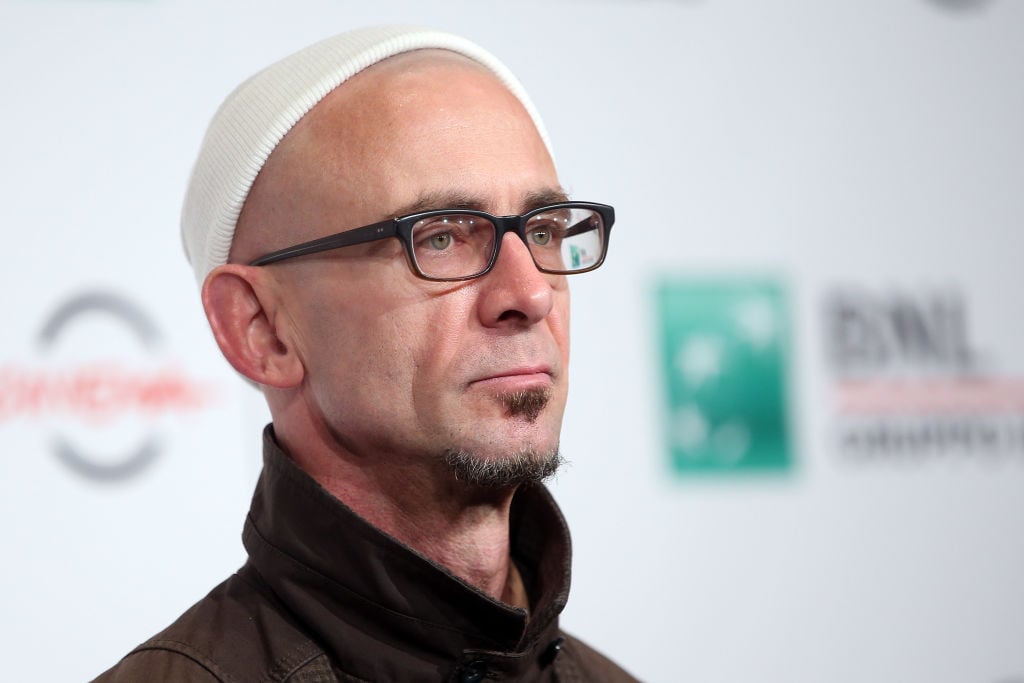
[{"x1": 390, "y1": 187, "x2": 570, "y2": 218}]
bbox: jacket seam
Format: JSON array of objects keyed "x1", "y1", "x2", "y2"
[
  {"x1": 229, "y1": 569, "x2": 333, "y2": 682},
  {"x1": 130, "y1": 639, "x2": 234, "y2": 682},
  {"x1": 265, "y1": 639, "x2": 330, "y2": 682}
]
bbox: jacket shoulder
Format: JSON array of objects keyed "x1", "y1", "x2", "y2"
[
  {"x1": 92, "y1": 564, "x2": 337, "y2": 683},
  {"x1": 557, "y1": 631, "x2": 640, "y2": 683},
  {"x1": 92, "y1": 646, "x2": 225, "y2": 682}
]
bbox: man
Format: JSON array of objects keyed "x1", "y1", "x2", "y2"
[{"x1": 96, "y1": 26, "x2": 632, "y2": 682}]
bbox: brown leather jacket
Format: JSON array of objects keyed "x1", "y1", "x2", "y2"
[{"x1": 94, "y1": 427, "x2": 637, "y2": 682}]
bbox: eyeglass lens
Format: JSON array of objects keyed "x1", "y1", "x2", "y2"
[{"x1": 409, "y1": 207, "x2": 605, "y2": 279}]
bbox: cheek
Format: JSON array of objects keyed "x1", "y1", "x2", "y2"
[
  {"x1": 552, "y1": 289, "x2": 571, "y2": 363},
  {"x1": 304, "y1": 285, "x2": 473, "y2": 395},
  {"x1": 313, "y1": 310, "x2": 405, "y2": 381},
  {"x1": 286, "y1": 281, "x2": 392, "y2": 388},
  {"x1": 303, "y1": 308, "x2": 416, "y2": 437},
  {"x1": 405, "y1": 293, "x2": 478, "y2": 386}
]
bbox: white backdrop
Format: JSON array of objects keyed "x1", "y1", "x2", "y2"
[{"x1": 1, "y1": 1, "x2": 1022, "y2": 681}]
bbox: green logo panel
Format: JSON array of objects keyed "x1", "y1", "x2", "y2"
[{"x1": 656, "y1": 279, "x2": 793, "y2": 474}]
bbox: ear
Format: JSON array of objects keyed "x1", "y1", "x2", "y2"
[{"x1": 201, "y1": 264, "x2": 304, "y2": 388}]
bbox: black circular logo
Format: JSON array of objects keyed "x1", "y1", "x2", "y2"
[{"x1": 37, "y1": 291, "x2": 166, "y2": 482}]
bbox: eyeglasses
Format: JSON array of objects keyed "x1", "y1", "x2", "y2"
[{"x1": 248, "y1": 201, "x2": 614, "y2": 282}]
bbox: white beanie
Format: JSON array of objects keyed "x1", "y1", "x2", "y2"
[{"x1": 181, "y1": 26, "x2": 553, "y2": 288}]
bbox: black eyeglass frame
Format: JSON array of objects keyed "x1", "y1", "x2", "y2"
[{"x1": 248, "y1": 201, "x2": 615, "y2": 282}]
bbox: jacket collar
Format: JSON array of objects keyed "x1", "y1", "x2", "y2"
[{"x1": 243, "y1": 426, "x2": 572, "y2": 680}]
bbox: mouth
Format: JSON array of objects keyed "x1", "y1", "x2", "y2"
[{"x1": 468, "y1": 366, "x2": 554, "y2": 393}]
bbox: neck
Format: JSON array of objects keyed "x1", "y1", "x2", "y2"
[{"x1": 273, "y1": 414, "x2": 523, "y2": 605}]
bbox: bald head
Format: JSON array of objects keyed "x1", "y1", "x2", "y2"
[
  {"x1": 231, "y1": 50, "x2": 557, "y2": 267},
  {"x1": 181, "y1": 27, "x2": 554, "y2": 288}
]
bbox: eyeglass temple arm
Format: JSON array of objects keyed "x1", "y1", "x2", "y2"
[
  {"x1": 563, "y1": 218, "x2": 599, "y2": 238},
  {"x1": 249, "y1": 220, "x2": 397, "y2": 266}
]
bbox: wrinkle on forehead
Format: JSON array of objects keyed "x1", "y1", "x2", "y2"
[{"x1": 230, "y1": 50, "x2": 533, "y2": 265}]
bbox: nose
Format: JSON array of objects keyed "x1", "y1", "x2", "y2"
[{"x1": 476, "y1": 232, "x2": 556, "y2": 328}]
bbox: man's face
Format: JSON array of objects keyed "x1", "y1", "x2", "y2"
[{"x1": 237, "y1": 52, "x2": 569, "y2": 479}]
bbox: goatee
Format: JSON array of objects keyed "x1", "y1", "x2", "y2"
[
  {"x1": 499, "y1": 387, "x2": 550, "y2": 422},
  {"x1": 441, "y1": 386, "x2": 562, "y2": 488},
  {"x1": 442, "y1": 447, "x2": 564, "y2": 489}
]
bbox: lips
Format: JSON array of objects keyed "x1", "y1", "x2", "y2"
[{"x1": 468, "y1": 365, "x2": 554, "y2": 391}]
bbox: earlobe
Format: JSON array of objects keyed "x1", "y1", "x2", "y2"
[{"x1": 201, "y1": 265, "x2": 304, "y2": 388}]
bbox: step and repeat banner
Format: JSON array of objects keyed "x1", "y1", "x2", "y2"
[{"x1": 2, "y1": 1, "x2": 1021, "y2": 681}]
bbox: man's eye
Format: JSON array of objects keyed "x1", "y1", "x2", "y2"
[
  {"x1": 427, "y1": 232, "x2": 452, "y2": 250},
  {"x1": 529, "y1": 228, "x2": 553, "y2": 246}
]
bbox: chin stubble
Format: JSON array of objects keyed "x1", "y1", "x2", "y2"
[
  {"x1": 441, "y1": 386, "x2": 563, "y2": 488},
  {"x1": 442, "y1": 447, "x2": 565, "y2": 489}
]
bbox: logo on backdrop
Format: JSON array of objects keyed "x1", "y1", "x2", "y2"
[
  {"x1": 825, "y1": 287, "x2": 1024, "y2": 461},
  {"x1": 0, "y1": 290, "x2": 219, "y2": 482},
  {"x1": 655, "y1": 278, "x2": 794, "y2": 475}
]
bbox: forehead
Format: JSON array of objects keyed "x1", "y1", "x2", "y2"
[{"x1": 291, "y1": 49, "x2": 542, "y2": 167}]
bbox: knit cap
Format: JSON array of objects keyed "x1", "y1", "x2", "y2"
[{"x1": 181, "y1": 26, "x2": 552, "y2": 288}]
